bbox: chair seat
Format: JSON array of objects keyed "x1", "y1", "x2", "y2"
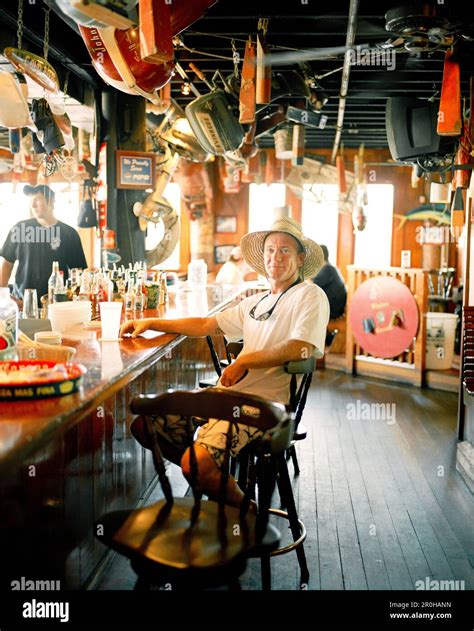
[
  {"x1": 96, "y1": 497, "x2": 280, "y2": 584},
  {"x1": 199, "y1": 376, "x2": 219, "y2": 388}
]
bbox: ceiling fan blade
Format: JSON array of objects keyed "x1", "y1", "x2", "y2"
[{"x1": 265, "y1": 43, "x2": 373, "y2": 66}]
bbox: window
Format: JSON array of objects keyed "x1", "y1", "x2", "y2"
[
  {"x1": 145, "y1": 182, "x2": 181, "y2": 270},
  {"x1": 0, "y1": 182, "x2": 81, "y2": 247},
  {"x1": 302, "y1": 184, "x2": 339, "y2": 265},
  {"x1": 354, "y1": 184, "x2": 394, "y2": 268},
  {"x1": 248, "y1": 183, "x2": 286, "y2": 232}
]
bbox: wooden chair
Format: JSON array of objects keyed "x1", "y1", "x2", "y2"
[
  {"x1": 198, "y1": 336, "x2": 234, "y2": 388},
  {"x1": 95, "y1": 389, "x2": 294, "y2": 590},
  {"x1": 235, "y1": 356, "x2": 315, "y2": 590}
]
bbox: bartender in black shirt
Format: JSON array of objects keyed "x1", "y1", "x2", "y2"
[
  {"x1": 312, "y1": 245, "x2": 347, "y2": 319},
  {"x1": 0, "y1": 185, "x2": 87, "y2": 303}
]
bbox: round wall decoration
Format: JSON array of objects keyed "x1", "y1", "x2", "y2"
[{"x1": 349, "y1": 276, "x2": 420, "y2": 359}]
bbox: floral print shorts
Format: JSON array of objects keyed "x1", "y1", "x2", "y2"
[{"x1": 149, "y1": 413, "x2": 264, "y2": 468}]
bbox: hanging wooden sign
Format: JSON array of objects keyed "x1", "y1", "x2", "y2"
[
  {"x1": 437, "y1": 50, "x2": 461, "y2": 136},
  {"x1": 239, "y1": 37, "x2": 256, "y2": 124},
  {"x1": 256, "y1": 31, "x2": 271, "y2": 105}
]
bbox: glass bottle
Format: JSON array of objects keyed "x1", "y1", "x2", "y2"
[
  {"x1": 53, "y1": 270, "x2": 67, "y2": 302},
  {"x1": 48, "y1": 261, "x2": 61, "y2": 304},
  {"x1": 124, "y1": 280, "x2": 136, "y2": 312},
  {"x1": 0, "y1": 287, "x2": 19, "y2": 360},
  {"x1": 135, "y1": 278, "x2": 146, "y2": 312}
]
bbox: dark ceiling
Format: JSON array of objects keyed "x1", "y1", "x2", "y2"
[{"x1": 1, "y1": 0, "x2": 474, "y2": 150}]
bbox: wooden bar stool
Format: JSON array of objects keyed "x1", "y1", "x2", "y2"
[{"x1": 95, "y1": 389, "x2": 294, "y2": 590}]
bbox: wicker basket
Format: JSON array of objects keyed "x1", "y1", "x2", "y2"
[{"x1": 17, "y1": 344, "x2": 77, "y2": 362}]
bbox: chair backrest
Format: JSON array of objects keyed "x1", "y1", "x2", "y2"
[
  {"x1": 205, "y1": 335, "x2": 224, "y2": 377},
  {"x1": 132, "y1": 388, "x2": 292, "y2": 433},
  {"x1": 131, "y1": 389, "x2": 294, "y2": 536},
  {"x1": 203, "y1": 333, "x2": 315, "y2": 432},
  {"x1": 284, "y1": 357, "x2": 316, "y2": 430}
]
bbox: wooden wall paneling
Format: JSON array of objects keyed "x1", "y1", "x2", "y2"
[
  {"x1": 413, "y1": 270, "x2": 428, "y2": 387},
  {"x1": 212, "y1": 163, "x2": 249, "y2": 275}
]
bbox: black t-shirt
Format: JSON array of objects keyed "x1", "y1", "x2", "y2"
[
  {"x1": 312, "y1": 262, "x2": 347, "y2": 319},
  {"x1": 1, "y1": 218, "x2": 87, "y2": 300}
]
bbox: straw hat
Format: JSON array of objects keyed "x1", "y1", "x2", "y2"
[{"x1": 240, "y1": 217, "x2": 324, "y2": 279}]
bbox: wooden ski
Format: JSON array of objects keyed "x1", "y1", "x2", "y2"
[
  {"x1": 239, "y1": 37, "x2": 256, "y2": 124},
  {"x1": 437, "y1": 49, "x2": 461, "y2": 136}
]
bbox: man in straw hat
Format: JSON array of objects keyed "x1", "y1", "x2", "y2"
[{"x1": 121, "y1": 217, "x2": 329, "y2": 507}]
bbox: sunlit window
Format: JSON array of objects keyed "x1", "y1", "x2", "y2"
[
  {"x1": 302, "y1": 184, "x2": 339, "y2": 266},
  {"x1": 354, "y1": 184, "x2": 394, "y2": 268},
  {"x1": 145, "y1": 182, "x2": 181, "y2": 270},
  {"x1": 0, "y1": 182, "x2": 80, "y2": 247},
  {"x1": 248, "y1": 183, "x2": 286, "y2": 232}
]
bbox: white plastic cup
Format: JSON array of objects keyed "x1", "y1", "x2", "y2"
[{"x1": 99, "y1": 302, "x2": 123, "y2": 341}]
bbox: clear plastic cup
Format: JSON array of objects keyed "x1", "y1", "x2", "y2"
[
  {"x1": 22, "y1": 289, "x2": 39, "y2": 319},
  {"x1": 99, "y1": 302, "x2": 123, "y2": 341}
]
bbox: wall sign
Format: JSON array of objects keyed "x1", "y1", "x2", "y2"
[{"x1": 116, "y1": 150, "x2": 155, "y2": 189}]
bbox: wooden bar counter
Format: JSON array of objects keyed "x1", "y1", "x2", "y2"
[{"x1": 0, "y1": 284, "x2": 249, "y2": 589}]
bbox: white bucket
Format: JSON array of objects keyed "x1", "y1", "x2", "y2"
[{"x1": 425, "y1": 312, "x2": 458, "y2": 370}]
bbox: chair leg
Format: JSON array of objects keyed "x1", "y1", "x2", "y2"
[
  {"x1": 276, "y1": 455, "x2": 310, "y2": 586},
  {"x1": 261, "y1": 555, "x2": 272, "y2": 591},
  {"x1": 228, "y1": 578, "x2": 242, "y2": 591},
  {"x1": 237, "y1": 450, "x2": 250, "y2": 492},
  {"x1": 133, "y1": 575, "x2": 150, "y2": 591},
  {"x1": 288, "y1": 445, "x2": 300, "y2": 476}
]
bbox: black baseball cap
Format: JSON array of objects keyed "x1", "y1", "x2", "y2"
[{"x1": 23, "y1": 184, "x2": 55, "y2": 203}]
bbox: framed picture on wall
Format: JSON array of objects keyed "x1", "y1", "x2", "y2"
[
  {"x1": 214, "y1": 244, "x2": 236, "y2": 264},
  {"x1": 215, "y1": 215, "x2": 237, "y2": 233}
]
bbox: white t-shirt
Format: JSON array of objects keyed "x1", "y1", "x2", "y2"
[{"x1": 215, "y1": 281, "x2": 330, "y2": 403}]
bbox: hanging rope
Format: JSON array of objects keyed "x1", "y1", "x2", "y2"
[
  {"x1": 257, "y1": 17, "x2": 269, "y2": 36},
  {"x1": 43, "y1": 7, "x2": 51, "y2": 61},
  {"x1": 231, "y1": 39, "x2": 239, "y2": 77},
  {"x1": 63, "y1": 69, "x2": 70, "y2": 96},
  {"x1": 17, "y1": 0, "x2": 23, "y2": 49}
]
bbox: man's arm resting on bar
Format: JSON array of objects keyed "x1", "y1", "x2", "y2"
[
  {"x1": 219, "y1": 339, "x2": 315, "y2": 387},
  {"x1": 120, "y1": 316, "x2": 223, "y2": 338}
]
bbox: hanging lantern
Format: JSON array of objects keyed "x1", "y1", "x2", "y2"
[
  {"x1": 274, "y1": 126, "x2": 293, "y2": 160},
  {"x1": 352, "y1": 205, "x2": 367, "y2": 232}
]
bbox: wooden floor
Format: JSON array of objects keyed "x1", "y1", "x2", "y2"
[{"x1": 95, "y1": 369, "x2": 474, "y2": 591}]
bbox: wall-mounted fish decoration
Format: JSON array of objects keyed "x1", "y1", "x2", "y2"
[{"x1": 3, "y1": 48, "x2": 60, "y2": 93}]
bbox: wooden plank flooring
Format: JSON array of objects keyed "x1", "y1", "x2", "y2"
[{"x1": 95, "y1": 369, "x2": 474, "y2": 591}]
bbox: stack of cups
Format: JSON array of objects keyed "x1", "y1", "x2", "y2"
[
  {"x1": 48, "y1": 301, "x2": 92, "y2": 333},
  {"x1": 34, "y1": 331, "x2": 62, "y2": 345}
]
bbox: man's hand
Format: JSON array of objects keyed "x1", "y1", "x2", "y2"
[
  {"x1": 219, "y1": 358, "x2": 248, "y2": 387},
  {"x1": 120, "y1": 319, "x2": 153, "y2": 338}
]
